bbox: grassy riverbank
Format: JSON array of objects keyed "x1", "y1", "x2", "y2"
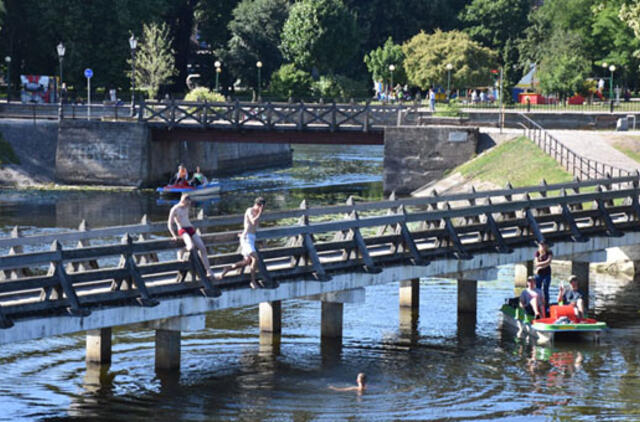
[
  {"x1": 610, "y1": 135, "x2": 640, "y2": 163},
  {"x1": 453, "y1": 136, "x2": 572, "y2": 187}
]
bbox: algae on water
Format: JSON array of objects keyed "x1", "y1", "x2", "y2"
[{"x1": 0, "y1": 134, "x2": 20, "y2": 165}]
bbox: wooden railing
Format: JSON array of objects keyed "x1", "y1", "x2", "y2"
[
  {"x1": 137, "y1": 100, "x2": 412, "y2": 132},
  {"x1": 519, "y1": 113, "x2": 631, "y2": 179},
  {"x1": 1, "y1": 175, "x2": 639, "y2": 328}
]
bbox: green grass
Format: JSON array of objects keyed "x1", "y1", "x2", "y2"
[
  {"x1": 0, "y1": 133, "x2": 19, "y2": 165},
  {"x1": 453, "y1": 136, "x2": 573, "y2": 187},
  {"x1": 611, "y1": 143, "x2": 640, "y2": 163}
]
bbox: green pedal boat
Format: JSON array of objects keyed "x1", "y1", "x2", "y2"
[{"x1": 501, "y1": 300, "x2": 606, "y2": 344}]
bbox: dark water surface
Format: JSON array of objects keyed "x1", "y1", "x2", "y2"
[{"x1": 1, "y1": 145, "x2": 639, "y2": 421}]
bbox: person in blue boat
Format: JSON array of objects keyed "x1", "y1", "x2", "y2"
[
  {"x1": 557, "y1": 275, "x2": 586, "y2": 319},
  {"x1": 534, "y1": 241, "x2": 553, "y2": 306},
  {"x1": 520, "y1": 276, "x2": 546, "y2": 319},
  {"x1": 170, "y1": 164, "x2": 189, "y2": 185},
  {"x1": 189, "y1": 166, "x2": 208, "y2": 187}
]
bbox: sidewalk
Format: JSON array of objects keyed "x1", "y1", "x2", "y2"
[{"x1": 549, "y1": 130, "x2": 640, "y2": 173}]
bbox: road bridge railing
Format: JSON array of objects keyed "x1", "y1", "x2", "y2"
[{"x1": 1, "y1": 179, "x2": 639, "y2": 329}]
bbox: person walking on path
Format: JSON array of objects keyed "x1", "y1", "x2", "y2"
[
  {"x1": 429, "y1": 87, "x2": 436, "y2": 112},
  {"x1": 167, "y1": 193, "x2": 214, "y2": 278},
  {"x1": 534, "y1": 242, "x2": 553, "y2": 306},
  {"x1": 216, "y1": 197, "x2": 266, "y2": 288}
]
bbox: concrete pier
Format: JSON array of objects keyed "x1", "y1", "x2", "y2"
[
  {"x1": 399, "y1": 278, "x2": 420, "y2": 309},
  {"x1": 146, "y1": 316, "x2": 205, "y2": 371},
  {"x1": 514, "y1": 261, "x2": 533, "y2": 287},
  {"x1": 571, "y1": 261, "x2": 590, "y2": 309},
  {"x1": 321, "y1": 302, "x2": 343, "y2": 339},
  {"x1": 457, "y1": 279, "x2": 477, "y2": 314},
  {"x1": 86, "y1": 328, "x2": 111, "y2": 364},
  {"x1": 259, "y1": 301, "x2": 282, "y2": 333}
]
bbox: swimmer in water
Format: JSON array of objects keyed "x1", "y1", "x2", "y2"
[{"x1": 329, "y1": 373, "x2": 366, "y2": 393}]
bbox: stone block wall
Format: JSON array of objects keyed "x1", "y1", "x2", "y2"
[{"x1": 384, "y1": 126, "x2": 478, "y2": 195}]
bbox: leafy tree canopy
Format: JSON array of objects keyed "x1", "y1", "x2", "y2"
[
  {"x1": 280, "y1": 0, "x2": 359, "y2": 74},
  {"x1": 537, "y1": 31, "x2": 590, "y2": 99},
  {"x1": 222, "y1": 0, "x2": 289, "y2": 90},
  {"x1": 131, "y1": 22, "x2": 177, "y2": 99},
  {"x1": 269, "y1": 63, "x2": 312, "y2": 100},
  {"x1": 364, "y1": 37, "x2": 406, "y2": 85},
  {"x1": 402, "y1": 29, "x2": 498, "y2": 90}
]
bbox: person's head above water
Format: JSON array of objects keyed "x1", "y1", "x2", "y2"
[{"x1": 357, "y1": 373, "x2": 366, "y2": 386}]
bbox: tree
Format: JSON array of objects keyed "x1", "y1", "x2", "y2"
[
  {"x1": 269, "y1": 63, "x2": 312, "y2": 100},
  {"x1": 537, "y1": 31, "x2": 590, "y2": 100},
  {"x1": 222, "y1": 0, "x2": 289, "y2": 92},
  {"x1": 402, "y1": 30, "x2": 498, "y2": 90},
  {"x1": 280, "y1": 0, "x2": 359, "y2": 74},
  {"x1": 132, "y1": 22, "x2": 177, "y2": 99},
  {"x1": 364, "y1": 37, "x2": 406, "y2": 85}
]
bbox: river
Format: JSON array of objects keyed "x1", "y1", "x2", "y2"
[{"x1": 0, "y1": 144, "x2": 639, "y2": 421}]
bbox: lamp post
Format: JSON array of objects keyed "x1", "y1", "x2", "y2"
[
  {"x1": 129, "y1": 34, "x2": 137, "y2": 116},
  {"x1": 388, "y1": 64, "x2": 395, "y2": 103},
  {"x1": 256, "y1": 60, "x2": 262, "y2": 102},
  {"x1": 609, "y1": 64, "x2": 616, "y2": 101},
  {"x1": 56, "y1": 43, "x2": 65, "y2": 104},
  {"x1": 214, "y1": 60, "x2": 221, "y2": 92},
  {"x1": 4, "y1": 56, "x2": 11, "y2": 102},
  {"x1": 446, "y1": 63, "x2": 453, "y2": 98}
]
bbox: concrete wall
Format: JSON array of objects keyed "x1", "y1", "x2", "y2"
[
  {"x1": 148, "y1": 137, "x2": 292, "y2": 183},
  {"x1": 55, "y1": 120, "x2": 292, "y2": 186},
  {"x1": 56, "y1": 120, "x2": 151, "y2": 187},
  {"x1": 0, "y1": 119, "x2": 58, "y2": 181},
  {"x1": 384, "y1": 125, "x2": 478, "y2": 195}
]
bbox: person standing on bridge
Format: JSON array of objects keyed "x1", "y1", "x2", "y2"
[
  {"x1": 216, "y1": 197, "x2": 266, "y2": 289},
  {"x1": 167, "y1": 193, "x2": 214, "y2": 279},
  {"x1": 534, "y1": 242, "x2": 553, "y2": 307}
]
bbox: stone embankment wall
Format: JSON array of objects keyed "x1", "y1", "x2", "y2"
[
  {"x1": 0, "y1": 119, "x2": 58, "y2": 182},
  {"x1": 55, "y1": 120, "x2": 292, "y2": 186},
  {"x1": 384, "y1": 126, "x2": 478, "y2": 195},
  {"x1": 418, "y1": 112, "x2": 621, "y2": 129}
]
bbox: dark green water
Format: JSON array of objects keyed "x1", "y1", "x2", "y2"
[{"x1": 0, "y1": 144, "x2": 639, "y2": 421}]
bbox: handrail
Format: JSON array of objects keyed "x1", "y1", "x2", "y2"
[{"x1": 519, "y1": 113, "x2": 631, "y2": 179}]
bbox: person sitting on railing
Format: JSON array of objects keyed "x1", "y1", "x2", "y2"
[
  {"x1": 557, "y1": 275, "x2": 586, "y2": 320},
  {"x1": 520, "y1": 276, "x2": 546, "y2": 319},
  {"x1": 170, "y1": 164, "x2": 189, "y2": 185},
  {"x1": 189, "y1": 166, "x2": 208, "y2": 187}
]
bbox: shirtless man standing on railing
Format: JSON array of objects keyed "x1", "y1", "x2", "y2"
[{"x1": 167, "y1": 193, "x2": 214, "y2": 279}]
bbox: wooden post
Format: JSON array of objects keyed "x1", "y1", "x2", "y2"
[{"x1": 86, "y1": 328, "x2": 112, "y2": 364}]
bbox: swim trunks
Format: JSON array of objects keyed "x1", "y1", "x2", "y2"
[
  {"x1": 240, "y1": 233, "x2": 256, "y2": 257},
  {"x1": 178, "y1": 226, "x2": 196, "y2": 237}
]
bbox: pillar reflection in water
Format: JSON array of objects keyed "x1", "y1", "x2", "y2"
[
  {"x1": 398, "y1": 306, "x2": 420, "y2": 347},
  {"x1": 259, "y1": 332, "x2": 281, "y2": 356}
]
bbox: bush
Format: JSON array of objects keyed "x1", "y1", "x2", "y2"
[
  {"x1": 184, "y1": 87, "x2": 226, "y2": 103},
  {"x1": 311, "y1": 74, "x2": 369, "y2": 101},
  {"x1": 269, "y1": 64, "x2": 313, "y2": 100}
]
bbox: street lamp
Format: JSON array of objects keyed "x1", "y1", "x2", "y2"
[
  {"x1": 256, "y1": 60, "x2": 263, "y2": 101},
  {"x1": 389, "y1": 64, "x2": 396, "y2": 102},
  {"x1": 214, "y1": 60, "x2": 221, "y2": 92},
  {"x1": 609, "y1": 64, "x2": 616, "y2": 101},
  {"x1": 56, "y1": 43, "x2": 65, "y2": 103},
  {"x1": 4, "y1": 56, "x2": 11, "y2": 102},
  {"x1": 446, "y1": 63, "x2": 453, "y2": 98},
  {"x1": 129, "y1": 34, "x2": 137, "y2": 116}
]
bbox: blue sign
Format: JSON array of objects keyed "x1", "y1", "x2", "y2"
[{"x1": 84, "y1": 68, "x2": 93, "y2": 79}]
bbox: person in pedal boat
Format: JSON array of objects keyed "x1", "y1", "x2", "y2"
[
  {"x1": 520, "y1": 276, "x2": 547, "y2": 319},
  {"x1": 557, "y1": 275, "x2": 586, "y2": 319},
  {"x1": 170, "y1": 164, "x2": 189, "y2": 185},
  {"x1": 189, "y1": 166, "x2": 208, "y2": 187}
]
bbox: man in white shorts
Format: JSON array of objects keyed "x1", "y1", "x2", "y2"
[{"x1": 217, "y1": 197, "x2": 265, "y2": 288}]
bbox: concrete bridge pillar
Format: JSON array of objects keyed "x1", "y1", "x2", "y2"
[
  {"x1": 571, "y1": 261, "x2": 590, "y2": 310},
  {"x1": 145, "y1": 315, "x2": 205, "y2": 371},
  {"x1": 259, "y1": 301, "x2": 282, "y2": 333},
  {"x1": 86, "y1": 328, "x2": 112, "y2": 364},
  {"x1": 514, "y1": 261, "x2": 533, "y2": 287},
  {"x1": 457, "y1": 279, "x2": 477, "y2": 314},
  {"x1": 399, "y1": 278, "x2": 420, "y2": 309},
  {"x1": 306, "y1": 288, "x2": 365, "y2": 340}
]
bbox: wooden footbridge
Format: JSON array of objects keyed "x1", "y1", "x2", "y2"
[{"x1": 1, "y1": 174, "x2": 640, "y2": 352}]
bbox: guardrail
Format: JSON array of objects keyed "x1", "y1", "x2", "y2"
[
  {"x1": 0, "y1": 176, "x2": 639, "y2": 328},
  {"x1": 519, "y1": 113, "x2": 631, "y2": 180}
]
